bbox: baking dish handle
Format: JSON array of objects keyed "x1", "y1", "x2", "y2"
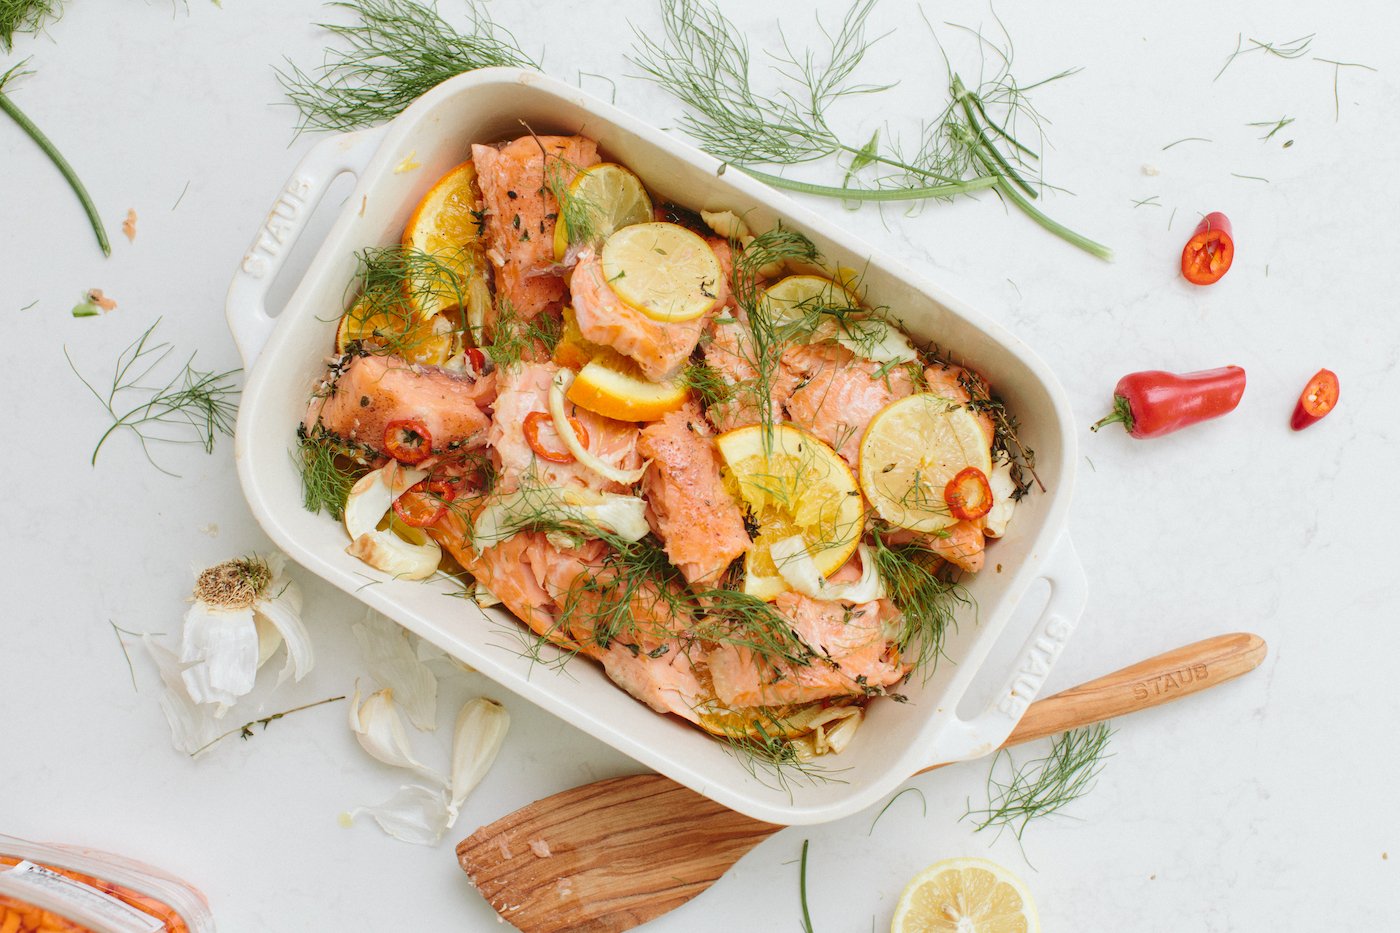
[
  {"x1": 224, "y1": 126, "x2": 386, "y2": 368},
  {"x1": 924, "y1": 532, "x2": 1088, "y2": 765}
]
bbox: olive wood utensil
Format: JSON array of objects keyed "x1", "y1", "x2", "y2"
[{"x1": 458, "y1": 632, "x2": 1266, "y2": 933}]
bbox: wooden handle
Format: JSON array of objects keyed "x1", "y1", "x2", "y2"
[{"x1": 914, "y1": 632, "x2": 1267, "y2": 777}]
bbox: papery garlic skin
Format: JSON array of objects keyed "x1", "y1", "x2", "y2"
[
  {"x1": 447, "y1": 698, "x2": 510, "y2": 827},
  {"x1": 355, "y1": 612, "x2": 438, "y2": 732},
  {"x1": 350, "y1": 784, "x2": 451, "y2": 847},
  {"x1": 348, "y1": 683, "x2": 448, "y2": 787}
]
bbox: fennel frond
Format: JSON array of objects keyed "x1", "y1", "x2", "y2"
[
  {"x1": 964, "y1": 723, "x2": 1114, "y2": 842},
  {"x1": 277, "y1": 0, "x2": 538, "y2": 133},
  {"x1": 0, "y1": 0, "x2": 60, "y2": 50}
]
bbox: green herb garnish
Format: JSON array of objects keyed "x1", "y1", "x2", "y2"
[
  {"x1": 189, "y1": 695, "x2": 347, "y2": 757},
  {"x1": 964, "y1": 723, "x2": 1114, "y2": 842},
  {"x1": 277, "y1": 0, "x2": 537, "y2": 133},
  {"x1": 632, "y1": 0, "x2": 1110, "y2": 259},
  {"x1": 67, "y1": 320, "x2": 240, "y2": 476},
  {"x1": 0, "y1": 0, "x2": 60, "y2": 51}
]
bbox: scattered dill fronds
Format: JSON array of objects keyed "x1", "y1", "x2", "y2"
[
  {"x1": 577, "y1": 69, "x2": 618, "y2": 104},
  {"x1": 483, "y1": 301, "x2": 562, "y2": 367},
  {"x1": 1215, "y1": 32, "x2": 1314, "y2": 82},
  {"x1": 680, "y1": 359, "x2": 735, "y2": 411},
  {"x1": 717, "y1": 713, "x2": 846, "y2": 794},
  {"x1": 67, "y1": 320, "x2": 240, "y2": 476},
  {"x1": 19, "y1": 299, "x2": 38, "y2": 311},
  {"x1": 868, "y1": 786, "x2": 927, "y2": 835},
  {"x1": 798, "y1": 839, "x2": 815, "y2": 933},
  {"x1": 633, "y1": 0, "x2": 1109, "y2": 258},
  {"x1": 0, "y1": 0, "x2": 60, "y2": 51},
  {"x1": 1230, "y1": 172, "x2": 1269, "y2": 184},
  {"x1": 109, "y1": 620, "x2": 156, "y2": 693},
  {"x1": 964, "y1": 723, "x2": 1114, "y2": 841},
  {"x1": 171, "y1": 180, "x2": 191, "y2": 211},
  {"x1": 189, "y1": 695, "x2": 347, "y2": 757},
  {"x1": 871, "y1": 531, "x2": 969, "y2": 673},
  {"x1": 1130, "y1": 195, "x2": 1161, "y2": 208},
  {"x1": 342, "y1": 244, "x2": 471, "y2": 352},
  {"x1": 1314, "y1": 58, "x2": 1378, "y2": 122},
  {"x1": 277, "y1": 0, "x2": 538, "y2": 133},
  {"x1": 1247, "y1": 116, "x2": 1294, "y2": 142},
  {"x1": 544, "y1": 155, "x2": 602, "y2": 254},
  {"x1": 1161, "y1": 136, "x2": 1211, "y2": 151},
  {"x1": 1, "y1": 60, "x2": 110, "y2": 256},
  {"x1": 294, "y1": 423, "x2": 371, "y2": 519}
]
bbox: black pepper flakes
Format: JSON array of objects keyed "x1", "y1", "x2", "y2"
[{"x1": 507, "y1": 190, "x2": 518, "y2": 199}]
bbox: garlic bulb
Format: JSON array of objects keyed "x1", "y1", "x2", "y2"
[{"x1": 178, "y1": 553, "x2": 310, "y2": 710}]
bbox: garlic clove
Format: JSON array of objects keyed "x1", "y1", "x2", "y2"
[
  {"x1": 983, "y1": 461, "x2": 1018, "y2": 538},
  {"x1": 447, "y1": 697, "x2": 510, "y2": 828},
  {"x1": 348, "y1": 683, "x2": 448, "y2": 787}
]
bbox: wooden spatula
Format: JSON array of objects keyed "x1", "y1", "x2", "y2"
[{"x1": 458, "y1": 633, "x2": 1265, "y2": 933}]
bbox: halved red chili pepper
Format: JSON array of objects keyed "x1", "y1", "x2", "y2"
[
  {"x1": 523, "y1": 410, "x2": 588, "y2": 464},
  {"x1": 1181, "y1": 212, "x2": 1235, "y2": 286},
  {"x1": 383, "y1": 418, "x2": 433, "y2": 463},
  {"x1": 1091, "y1": 366, "x2": 1246, "y2": 438},
  {"x1": 944, "y1": 467, "x2": 993, "y2": 521},
  {"x1": 391, "y1": 478, "x2": 460, "y2": 528},
  {"x1": 1291, "y1": 368, "x2": 1339, "y2": 431}
]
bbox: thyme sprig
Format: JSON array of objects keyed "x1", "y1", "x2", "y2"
[
  {"x1": 277, "y1": 0, "x2": 537, "y2": 133},
  {"x1": 189, "y1": 695, "x2": 347, "y2": 757},
  {"x1": 632, "y1": 0, "x2": 1111, "y2": 259},
  {"x1": 964, "y1": 723, "x2": 1114, "y2": 842},
  {"x1": 67, "y1": 320, "x2": 240, "y2": 476},
  {"x1": 0, "y1": 60, "x2": 110, "y2": 256}
]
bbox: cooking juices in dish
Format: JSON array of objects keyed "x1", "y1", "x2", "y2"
[{"x1": 298, "y1": 133, "x2": 1034, "y2": 766}]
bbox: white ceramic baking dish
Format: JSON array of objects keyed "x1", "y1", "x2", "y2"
[{"x1": 226, "y1": 68, "x2": 1086, "y2": 826}]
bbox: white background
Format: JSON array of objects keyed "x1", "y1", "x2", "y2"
[{"x1": 2, "y1": 0, "x2": 1398, "y2": 930}]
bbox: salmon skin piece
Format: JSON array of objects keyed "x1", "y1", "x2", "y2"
[
  {"x1": 637, "y1": 403, "x2": 750, "y2": 586},
  {"x1": 706, "y1": 592, "x2": 905, "y2": 707},
  {"x1": 568, "y1": 241, "x2": 731, "y2": 382},
  {"x1": 305, "y1": 354, "x2": 495, "y2": 455},
  {"x1": 782, "y1": 343, "x2": 915, "y2": 466},
  {"x1": 472, "y1": 135, "x2": 600, "y2": 325}
]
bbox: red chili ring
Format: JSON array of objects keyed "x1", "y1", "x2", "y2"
[
  {"x1": 383, "y1": 418, "x2": 433, "y2": 464},
  {"x1": 523, "y1": 410, "x2": 588, "y2": 464},
  {"x1": 944, "y1": 466, "x2": 993, "y2": 522}
]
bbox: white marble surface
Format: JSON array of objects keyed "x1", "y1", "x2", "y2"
[{"x1": 2, "y1": 1, "x2": 1398, "y2": 929}]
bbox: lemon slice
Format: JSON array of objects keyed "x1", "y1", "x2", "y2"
[
  {"x1": 601, "y1": 222, "x2": 723, "y2": 323},
  {"x1": 553, "y1": 162, "x2": 654, "y2": 260},
  {"x1": 566, "y1": 351, "x2": 690, "y2": 422},
  {"x1": 762, "y1": 274, "x2": 861, "y2": 327},
  {"x1": 715, "y1": 423, "x2": 865, "y2": 601},
  {"x1": 402, "y1": 160, "x2": 493, "y2": 330},
  {"x1": 859, "y1": 394, "x2": 993, "y2": 533},
  {"x1": 335, "y1": 297, "x2": 456, "y2": 367},
  {"x1": 890, "y1": 858, "x2": 1038, "y2": 933}
]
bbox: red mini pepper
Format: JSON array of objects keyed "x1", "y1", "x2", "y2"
[
  {"x1": 1181, "y1": 212, "x2": 1235, "y2": 286},
  {"x1": 1290, "y1": 368, "x2": 1339, "y2": 431},
  {"x1": 523, "y1": 410, "x2": 588, "y2": 464},
  {"x1": 1091, "y1": 366, "x2": 1246, "y2": 438}
]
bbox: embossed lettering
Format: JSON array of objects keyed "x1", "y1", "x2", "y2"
[{"x1": 1132, "y1": 682, "x2": 1149, "y2": 701}]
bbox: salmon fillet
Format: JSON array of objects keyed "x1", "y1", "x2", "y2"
[
  {"x1": 637, "y1": 404, "x2": 750, "y2": 586},
  {"x1": 568, "y1": 241, "x2": 731, "y2": 381},
  {"x1": 924, "y1": 362, "x2": 996, "y2": 448},
  {"x1": 783, "y1": 343, "x2": 915, "y2": 465},
  {"x1": 599, "y1": 643, "x2": 708, "y2": 724},
  {"x1": 306, "y1": 354, "x2": 494, "y2": 454},
  {"x1": 921, "y1": 521, "x2": 986, "y2": 574},
  {"x1": 473, "y1": 135, "x2": 600, "y2": 324},
  {"x1": 699, "y1": 313, "x2": 800, "y2": 433},
  {"x1": 707, "y1": 592, "x2": 905, "y2": 707},
  {"x1": 488, "y1": 361, "x2": 641, "y2": 494}
]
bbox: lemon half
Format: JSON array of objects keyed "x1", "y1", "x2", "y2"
[
  {"x1": 890, "y1": 857, "x2": 1038, "y2": 933},
  {"x1": 858, "y1": 394, "x2": 993, "y2": 533},
  {"x1": 715, "y1": 423, "x2": 865, "y2": 601}
]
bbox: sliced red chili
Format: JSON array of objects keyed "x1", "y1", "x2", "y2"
[
  {"x1": 1291, "y1": 368, "x2": 1339, "y2": 431},
  {"x1": 1181, "y1": 212, "x2": 1235, "y2": 286},
  {"x1": 383, "y1": 418, "x2": 432, "y2": 464},
  {"x1": 523, "y1": 410, "x2": 588, "y2": 464},
  {"x1": 464, "y1": 347, "x2": 487, "y2": 373},
  {"x1": 944, "y1": 466, "x2": 993, "y2": 522}
]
